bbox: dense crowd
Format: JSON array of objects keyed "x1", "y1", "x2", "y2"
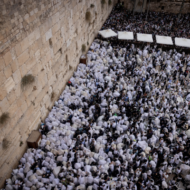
[
  {"x1": 4, "y1": 39, "x2": 190, "y2": 190},
  {"x1": 102, "y1": 5, "x2": 190, "y2": 39},
  {"x1": 3, "y1": 4, "x2": 190, "y2": 190}
]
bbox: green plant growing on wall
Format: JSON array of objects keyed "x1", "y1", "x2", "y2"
[
  {"x1": 51, "y1": 92, "x2": 56, "y2": 102},
  {"x1": 0, "y1": 112, "x2": 10, "y2": 125},
  {"x1": 20, "y1": 141, "x2": 23, "y2": 147},
  {"x1": 2, "y1": 138, "x2": 10, "y2": 149},
  {"x1": 85, "y1": 11, "x2": 91, "y2": 22},
  {"x1": 21, "y1": 74, "x2": 35, "y2": 90},
  {"x1": 82, "y1": 44, "x2": 86, "y2": 53},
  {"x1": 90, "y1": 4, "x2": 95, "y2": 8},
  {"x1": 108, "y1": 0, "x2": 112, "y2": 5}
]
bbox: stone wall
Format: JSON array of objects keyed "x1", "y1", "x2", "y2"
[
  {"x1": 0, "y1": 0, "x2": 116, "y2": 187},
  {"x1": 124, "y1": 0, "x2": 190, "y2": 13},
  {"x1": 148, "y1": 0, "x2": 190, "y2": 13}
]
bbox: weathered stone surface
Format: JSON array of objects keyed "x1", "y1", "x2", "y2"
[
  {"x1": 14, "y1": 43, "x2": 22, "y2": 57},
  {"x1": 45, "y1": 29, "x2": 52, "y2": 41},
  {"x1": 4, "y1": 65, "x2": 12, "y2": 79},
  {"x1": 10, "y1": 59, "x2": 19, "y2": 73},
  {"x1": 3, "y1": 51, "x2": 13, "y2": 66},
  {"x1": 0, "y1": 85, "x2": 7, "y2": 101},
  {"x1": 0, "y1": 97, "x2": 10, "y2": 112},
  {"x1": 20, "y1": 37, "x2": 30, "y2": 52},
  {"x1": 0, "y1": 71, "x2": 6, "y2": 86},
  {"x1": 12, "y1": 69, "x2": 21, "y2": 85},
  {"x1": 4, "y1": 77, "x2": 15, "y2": 94},
  {"x1": 0, "y1": 0, "x2": 117, "y2": 188},
  {"x1": 17, "y1": 49, "x2": 30, "y2": 66},
  {"x1": 0, "y1": 56, "x2": 6, "y2": 71}
]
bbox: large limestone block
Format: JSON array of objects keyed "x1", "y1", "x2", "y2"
[
  {"x1": 17, "y1": 97, "x2": 27, "y2": 114},
  {"x1": 0, "y1": 84, "x2": 7, "y2": 101},
  {"x1": 4, "y1": 77, "x2": 15, "y2": 94},
  {"x1": 45, "y1": 29, "x2": 52, "y2": 42},
  {"x1": 0, "y1": 97, "x2": 10, "y2": 112},
  {"x1": 4, "y1": 65, "x2": 12, "y2": 79},
  {"x1": 14, "y1": 43, "x2": 23, "y2": 57},
  {"x1": 28, "y1": 31, "x2": 36, "y2": 46},
  {"x1": 12, "y1": 69, "x2": 21, "y2": 85},
  {"x1": 53, "y1": 39, "x2": 63, "y2": 55},
  {"x1": 10, "y1": 59, "x2": 19, "y2": 73},
  {"x1": 19, "y1": 64, "x2": 27, "y2": 77},
  {"x1": 35, "y1": 84, "x2": 49, "y2": 105},
  {"x1": 52, "y1": 21, "x2": 60, "y2": 35},
  {"x1": 52, "y1": 12, "x2": 60, "y2": 25},
  {"x1": 0, "y1": 56, "x2": 6, "y2": 71},
  {"x1": 38, "y1": 71, "x2": 48, "y2": 87},
  {"x1": 33, "y1": 28, "x2": 41, "y2": 41},
  {"x1": 28, "y1": 108, "x2": 41, "y2": 130},
  {"x1": 0, "y1": 71, "x2": 6, "y2": 86},
  {"x1": 31, "y1": 62, "x2": 43, "y2": 76},
  {"x1": 6, "y1": 89, "x2": 17, "y2": 105},
  {"x1": 26, "y1": 57, "x2": 36, "y2": 71},
  {"x1": 3, "y1": 51, "x2": 13, "y2": 66},
  {"x1": 40, "y1": 18, "x2": 52, "y2": 35},
  {"x1": 20, "y1": 37, "x2": 30, "y2": 52},
  {"x1": 17, "y1": 49, "x2": 30, "y2": 66}
]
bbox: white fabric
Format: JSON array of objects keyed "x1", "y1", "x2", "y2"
[
  {"x1": 175, "y1": 38, "x2": 190, "y2": 48},
  {"x1": 180, "y1": 164, "x2": 190, "y2": 176},
  {"x1": 98, "y1": 29, "x2": 117, "y2": 38},
  {"x1": 186, "y1": 94, "x2": 190, "y2": 101},
  {"x1": 137, "y1": 33, "x2": 153, "y2": 43},
  {"x1": 118, "y1": 31, "x2": 134, "y2": 40},
  {"x1": 186, "y1": 129, "x2": 190, "y2": 138},
  {"x1": 156, "y1": 35, "x2": 173, "y2": 45},
  {"x1": 137, "y1": 141, "x2": 148, "y2": 150},
  {"x1": 53, "y1": 166, "x2": 61, "y2": 177}
]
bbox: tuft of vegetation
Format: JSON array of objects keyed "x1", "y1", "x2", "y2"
[
  {"x1": 59, "y1": 48, "x2": 62, "y2": 54},
  {"x1": 0, "y1": 113, "x2": 10, "y2": 125},
  {"x1": 2, "y1": 138, "x2": 10, "y2": 149},
  {"x1": 21, "y1": 74, "x2": 35, "y2": 90},
  {"x1": 90, "y1": 4, "x2": 95, "y2": 8},
  {"x1": 51, "y1": 92, "x2": 56, "y2": 102},
  {"x1": 101, "y1": 0, "x2": 106, "y2": 5},
  {"x1": 31, "y1": 101, "x2": 35, "y2": 106},
  {"x1": 87, "y1": 41, "x2": 89, "y2": 46},
  {"x1": 82, "y1": 44, "x2": 86, "y2": 53},
  {"x1": 20, "y1": 141, "x2": 23, "y2": 147},
  {"x1": 85, "y1": 11, "x2": 91, "y2": 22},
  {"x1": 108, "y1": 0, "x2": 112, "y2": 5}
]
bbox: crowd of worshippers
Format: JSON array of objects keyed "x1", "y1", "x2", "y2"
[
  {"x1": 4, "y1": 37, "x2": 190, "y2": 190},
  {"x1": 102, "y1": 4, "x2": 190, "y2": 40}
]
